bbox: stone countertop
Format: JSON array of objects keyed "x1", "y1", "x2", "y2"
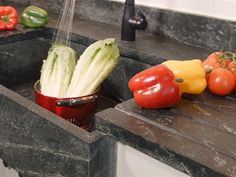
[
  {"x1": 1, "y1": 2, "x2": 211, "y2": 66},
  {"x1": 95, "y1": 91, "x2": 236, "y2": 177},
  {"x1": 0, "y1": 85, "x2": 117, "y2": 177},
  {"x1": 3, "y1": 0, "x2": 236, "y2": 51}
]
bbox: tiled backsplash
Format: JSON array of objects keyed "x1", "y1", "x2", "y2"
[{"x1": 113, "y1": 0, "x2": 236, "y2": 21}]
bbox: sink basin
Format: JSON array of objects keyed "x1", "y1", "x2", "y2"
[{"x1": 0, "y1": 30, "x2": 119, "y2": 177}]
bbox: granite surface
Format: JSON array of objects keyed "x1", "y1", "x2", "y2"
[
  {"x1": 0, "y1": 2, "x2": 212, "y2": 66},
  {"x1": 0, "y1": 26, "x2": 119, "y2": 177},
  {"x1": 3, "y1": 0, "x2": 236, "y2": 51},
  {"x1": 95, "y1": 90, "x2": 236, "y2": 177},
  {"x1": 0, "y1": 85, "x2": 117, "y2": 177},
  {"x1": 0, "y1": 38, "x2": 50, "y2": 87}
]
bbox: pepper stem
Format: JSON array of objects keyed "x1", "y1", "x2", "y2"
[
  {"x1": 1, "y1": 14, "x2": 10, "y2": 23},
  {"x1": 175, "y1": 78, "x2": 184, "y2": 83}
]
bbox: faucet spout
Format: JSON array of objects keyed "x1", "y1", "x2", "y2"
[{"x1": 121, "y1": 0, "x2": 147, "y2": 41}]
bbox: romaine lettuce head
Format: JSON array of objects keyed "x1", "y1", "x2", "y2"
[
  {"x1": 40, "y1": 44, "x2": 76, "y2": 98},
  {"x1": 65, "y1": 38, "x2": 120, "y2": 97}
]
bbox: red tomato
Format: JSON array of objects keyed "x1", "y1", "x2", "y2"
[
  {"x1": 207, "y1": 68, "x2": 235, "y2": 96},
  {"x1": 207, "y1": 52, "x2": 224, "y2": 60},
  {"x1": 202, "y1": 52, "x2": 232, "y2": 70},
  {"x1": 233, "y1": 71, "x2": 236, "y2": 91},
  {"x1": 227, "y1": 61, "x2": 236, "y2": 92},
  {"x1": 202, "y1": 58, "x2": 221, "y2": 71}
]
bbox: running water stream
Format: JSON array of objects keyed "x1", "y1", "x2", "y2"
[{"x1": 52, "y1": 0, "x2": 76, "y2": 46}]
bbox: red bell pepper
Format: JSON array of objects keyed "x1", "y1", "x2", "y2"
[
  {"x1": 128, "y1": 64, "x2": 180, "y2": 109},
  {"x1": 0, "y1": 6, "x2": 17, "y2": 30}
]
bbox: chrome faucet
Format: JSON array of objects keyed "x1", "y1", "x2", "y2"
[{"x1": 121, "y1": 0, "x2": 148, "y2": 41}]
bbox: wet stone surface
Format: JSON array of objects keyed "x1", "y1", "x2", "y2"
[{"x1": 95, "y1": 91, "x2": 236, "y2": 177}]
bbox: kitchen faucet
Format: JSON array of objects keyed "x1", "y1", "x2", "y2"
[{"x1": 121, "y1": 0, "x2": 148, "y2": 41}]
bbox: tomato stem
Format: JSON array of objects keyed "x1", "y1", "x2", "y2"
[{"x1": 1, "y1": 14, "x2": 10, "y2": 23}]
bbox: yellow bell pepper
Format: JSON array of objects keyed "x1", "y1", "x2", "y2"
[{"x1": 162, "y1": 59, "x2": 207, "y2": 95}]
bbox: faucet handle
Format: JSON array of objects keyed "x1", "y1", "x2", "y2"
[
  {"x1": 129, "y1": 13, "x2": 148, "y2": 30},
  {"x1": 136, "y1": 13, "x2": 148, "y2": 30}
]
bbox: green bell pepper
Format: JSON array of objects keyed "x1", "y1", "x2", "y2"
[{"x1": 21, "y1": 6, "x2": 48, "y2": 28}]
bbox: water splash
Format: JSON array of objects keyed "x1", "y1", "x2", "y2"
[{"x1": 52, "y1": 0, "x2": 76, "y2": 46}]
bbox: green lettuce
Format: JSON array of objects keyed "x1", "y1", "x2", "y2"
[
  {"x1": 40, "y1": 44, "x2": 76, "y2": 97},
  {"x1": 65, "y1": 38, "x2": 120, "y2": 97}
]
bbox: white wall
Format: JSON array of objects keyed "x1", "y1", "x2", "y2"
[
  {"x1": 112, "y1": 0, "x2": 236, "y2": 21},
  {"x1": 0, "y1": 159, "x2": 19, "y2": 177},
  {"x1": 117, "y1": 143, "x2": 190, "y2": 177}
]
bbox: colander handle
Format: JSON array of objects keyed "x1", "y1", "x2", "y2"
[{"x1": 56, "y1": 95, "x2": 98, "y2": 106}]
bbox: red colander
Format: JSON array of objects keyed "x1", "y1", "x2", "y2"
[{"x1": 34, "y1": 81, "x2": 99, "y2": 130}]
